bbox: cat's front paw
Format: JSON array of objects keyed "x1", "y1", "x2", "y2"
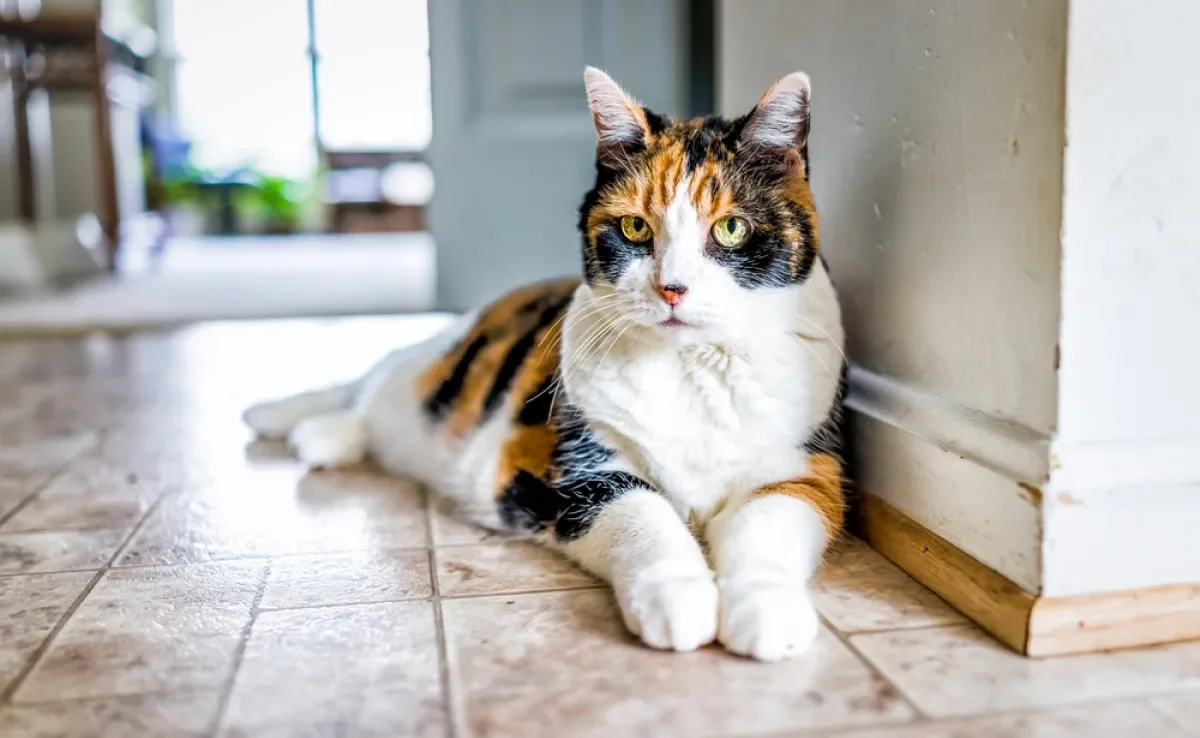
[
  {"x1": 619, "y1": 565, "x2": 719, "y2": 652},
  {"x1": 718, "y1": 580, "x2": 820, "y2": 661}
]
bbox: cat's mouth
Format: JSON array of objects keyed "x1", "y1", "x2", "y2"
[{"x1": 658, "y1": 317, "x2": 696, "y2": 329}]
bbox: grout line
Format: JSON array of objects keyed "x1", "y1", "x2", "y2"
[
  {"x1": 426, "y1": 490, "x2": 466, "y2": 738},
  {"x1": 105, "y1": 485, "x2": 173, "y2": 569},
  {"x1": 733, "y1": 716, "x2": 926, "y2": 738},
  {"x1": 107, "y1": 544, "x2": 434, "y2": 571},
  {"x1": 1143, "y1": 697, "x2": 1194, "y2": 734},
  {"x1": 0, "y1": 686, "x2": 217, "y2": 709},
  {"x1": 0, "y1": 468, "x2": 169, "y2": 705},
  {"x1": 0, "y1": 489, "x2": 46, "y2": 530},
  {"x1": 782, "y1": 696, "x2": 1200, "y2": 737},
  {"x1": 207, "y1": 563, "x2": 270, "y2": 738},
  {"x1": 0, "y1": 462, "x2": 82, "y2": 529},
  {"x1": 442, "y1": 583, "x2": 607, "y2": 600},
  {"x1": 250, "y1": 583, "x2": 609, "y2": 615},
  {"x1": 0, "y1": 420, "x2": 124, "y2": 532},
  {"x1": 817, "y1": 612, "x2": 930, "y2": 721},
  {"x1": 0, "y1": 567, "x2": 104, "y2": 580},
  {"x1": 0, "y1": 569, "x2": 104, "y2": 705},
  {"x1": 835, "y1": 621, "x2": 971, "y2": 639},
  {"x1": 257, "y1": 595, "x2": 435, "y2": 614},
  {"x1": 224, "y1": 582, "x2": 610, "y2": 617}
]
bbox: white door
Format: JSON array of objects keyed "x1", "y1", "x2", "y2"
[{"x1": 428, "y1": 0, "x2": 690, "y2": 311}]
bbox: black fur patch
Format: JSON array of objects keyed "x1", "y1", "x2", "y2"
[
  {"x1": 498, "y1": 470, "x2": 559, "y2": 531},
  {"x1": 555, "y1": 471, "x2": 648, "y2": 540},
  {"x1": 552, "y1": 404, "x2": 615, "y2": 483},
  {"x1": 479, "y1": 296, "x2": 571, "y2": 423},
  {"x1": 516, "y1": 374, "x2": 556, "y2": 426},
  {"x1": 590, "y1": 225, "x2": 652, "y2": 285},
  {"x1": 499, "y1": 402, "x2": 652, "y2": 540},
  {"x1": 423, "y1": 334, "x2": 488, "y2": 419},
  {"x1": 643, "y1": 107, "x2": 669, "y2": 136}
]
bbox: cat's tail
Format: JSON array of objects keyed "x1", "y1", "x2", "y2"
[{"x1": 242, "y1": 382, "x2": 358, "y2": 439}]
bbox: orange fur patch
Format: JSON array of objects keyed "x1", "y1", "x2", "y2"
[
  {"x1": 750, "y1": 453, "x2": 846, "y2": 538},
  {"x1": 415, "y1": 279, "x2": 578, "y2": 441}
]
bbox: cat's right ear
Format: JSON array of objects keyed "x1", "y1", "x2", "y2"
[{"x1": 584, "y1": 67, "x2": 652, "y2": 168}]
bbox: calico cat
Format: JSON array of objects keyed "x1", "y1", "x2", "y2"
[{"x1": 244, "y1": 68, "x2": 846, "y2": 661}]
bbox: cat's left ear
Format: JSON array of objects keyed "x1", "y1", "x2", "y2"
[{"x1": 739, "y1": 72, "x2": 812, "y2": 178}]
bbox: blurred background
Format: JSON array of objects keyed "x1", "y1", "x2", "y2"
[{"x1": 0, "y1": 0, "x2": 714, "y2": 329}]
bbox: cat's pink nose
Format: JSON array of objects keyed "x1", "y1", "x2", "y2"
[{"x1": 656, "y1": 283, "x2": 688, "y2": 306}]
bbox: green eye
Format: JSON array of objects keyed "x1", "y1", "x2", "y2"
[
  {"x1": 712, "y1": 216, "x2": 750, "y2": 247},
  {"x1": 619, "y1": 215, "x2": 653, "y2": 244}
]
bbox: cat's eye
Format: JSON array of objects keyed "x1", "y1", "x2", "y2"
[
  {"x1": 712, "y1": 216, "x2": 750, "y2": 247},
  {"x1": 619, "y1": 216, "x2": 653, "y2": 244}
]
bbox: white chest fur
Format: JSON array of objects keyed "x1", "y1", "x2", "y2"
[{"x1": 563, "y1": 309, "x2": 842, "y2": 518}]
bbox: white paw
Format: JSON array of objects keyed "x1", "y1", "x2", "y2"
[
  {"x1": 243, "y1": 401, "x2": 294, "y2": 439},
  {"x1": 718, "y1": 580, "x2": 820, "y2": 661},
  {"x1": 619, "y1": 567, "x2": 719, "y2": 652},
  {"x1": 287, "y1": 413, "x2": 366, "y2": 469}
]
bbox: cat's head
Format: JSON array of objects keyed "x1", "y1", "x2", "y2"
[{"x1": 577, "y1": 68, "x2": 819, "y2": 343}]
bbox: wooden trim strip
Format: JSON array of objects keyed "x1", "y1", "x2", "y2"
[
  {"x1": 857, "y1": 493, "x2": 1200, "y2": 658},
  {"x1": 1028, "y1": 584, "x2": 1200, "y2": 657},
  {"x1": 856, "y1": 495, "x2": 1035, "y2": 653}
]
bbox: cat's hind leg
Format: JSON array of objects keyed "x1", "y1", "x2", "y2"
[
  {"x1": 243, "y1": 383, "x2": 357, "y2": 439},
  {"x1": 245, "y1": 382, "x2": 367, "y2": 468}
]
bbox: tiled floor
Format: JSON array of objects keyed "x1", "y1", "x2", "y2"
[{"x1": 0, "y1": 317, "x2": 1198, "y2": 737}]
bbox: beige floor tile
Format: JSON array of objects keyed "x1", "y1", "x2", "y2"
[
  {"x1": 0, "y1": 528, "x2": 128, "y2": 574},
  {"x1": 117, "y1": 467, "x2": 427, "y2": 566},
  {"x1": 36, "y1": 453, "x2": 182, "y2": 499},
  {"x1": 0, "y1": 571, "x2": 94, "y2": 695},
  {"x1": 14, "y1": 561, "x2": 264, "y2": 701},
  {"x1": 430, "y1": 505, "x2": 507, "y2": 546},
  {"x1": 259, "y1": 549, "x2": 432, "y2": 610},
  {"x1": 0, "y1": 691, "x2": 221, "y2": 738},
  {"x1": 813, "y1": 537, "x2": 965, "y2": 633},
  {"x1": 0, "y1": 434, "x2": 100, "y2": 522},
  {"x1": 0, "y1": 431, "x2": 97, "y2": 477},
  {"x1": 836, "y1": 701, "x2": 1190, "y2": 738},
  {"x1": 0, "y1": 478, "x2": 40, "y2": 521},
  {"x1": 437, "y1": 541, "x2": 599, "y2": 597},
  {"x1": 0, "y1": 385, "x2": 127, "y2": 440},
  {"x1": 218, "y1": 602, "x2": 445, "y2": 738},
  {"x1": 851, "y1": 623, "x2": 1200, "y2": 718},
  {"x1": 444, "y1": 589, "x2": 913, "y2": 737},
  {"x1": 1, "y1": 488, "x2": 161, "y2": 532},
  {"x1": 1151, "y1": 692, "x2": 1200, "y2": 732}
]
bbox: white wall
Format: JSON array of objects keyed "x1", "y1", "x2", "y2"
[
  {"x1": 1042, "y1": 0, "x2": 1200, "y2": 597},
  {"x1": 47, "y1": 92, "x2": 99, "y2": 220},
  {"x1": 721, "y1": 0, "x2": 1066, "y2": 592}
]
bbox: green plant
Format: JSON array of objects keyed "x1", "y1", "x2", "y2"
[{"x1": 252, "y1": 174, "x2": 303, "y2": 228}]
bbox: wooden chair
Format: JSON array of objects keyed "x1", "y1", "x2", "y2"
[{"x1": 0, "y1": 1, "x2": 153, "y2": 270}]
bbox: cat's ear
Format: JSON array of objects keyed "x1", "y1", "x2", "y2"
[
  {"x1": 584, "y1": 67, "x2": 653, "y2": 168},
  {"x1": 739, "y1": 72, "x2": 812, "y2": 176}
]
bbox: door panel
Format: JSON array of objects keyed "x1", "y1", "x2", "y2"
[{"x1": 428, "y1": 0, "x2": 688, "y2": 310}]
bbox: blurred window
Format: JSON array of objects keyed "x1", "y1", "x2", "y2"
[{"x1": 167, "y1": 0, "x2": 430, "y2": 179}]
